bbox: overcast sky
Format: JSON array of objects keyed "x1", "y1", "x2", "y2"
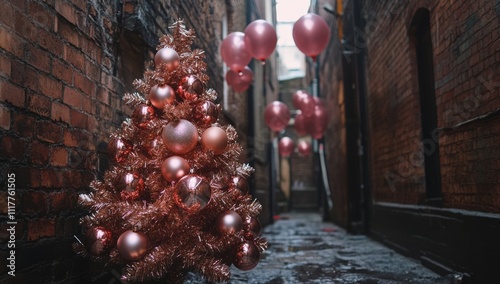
[{"x1": 276, "y1": 0, "x2": 311, "y2": 22}]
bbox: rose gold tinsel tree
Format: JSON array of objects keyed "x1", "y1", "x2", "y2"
[{"x1": 75, "y1": 20, "x2": 267, "y2": 283}]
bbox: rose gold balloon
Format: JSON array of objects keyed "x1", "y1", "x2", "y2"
[
  {"x1": 161, "y1": 156, "x2": 190, "y2": 182},
  {"x1": 293, "y1": 90, "x2": 315, "y2": 117},
  {"x1": 201, "y1": 126, "x2": 228, "y2": 155},
  {"x1": 278, "y1": 137, "x2": 294, "y2": 157},
  {"x1": 216, "y1": 210, "x2": 243, "y2": 235},
  {"x1": 292, "y1": 13, "x2": 331, "y2": 60},
  {"x1": 108, "y1": 137, "x2": 132, "y2": 163},
  {"x1": 220, "y1": 32, "x2": 252, "y2": 72},
  {"x1": 294, "y1": 113, "x2": 309, "y2": 137},
  {"x1": 297, "y1": 140, "x2": 312, "y2": 157},
  {"x1": 117, "y1": 172, "x2": 145, "y2": 200},
  {"x1": 154, "y1": 47, "x2": 180, "y2": 71},
  {"x1": 177, "y1": 75, "x2": 204, "y2": 101},
  {"x1": 132, "y1": 104, "x2": 155, "y2": 129},
  {"x1": 244, "y1": 19, "x2": 277, "y2": 61},
  {"x1": 86, "y1": 227, "x2": 112, "y2": 256},
  {"x1": 309, "y1": 105, "x2": 328, "y2": 139},
  {"x1": 174, "y1": 174, "x2": 211, "y2": 211},
  {"x1": 162, "y1": 119, "x2": 199, "y2": 154},
  {"x1": 195, "y1": 101, "x2": 219, "y2": 127},
  {"x1": 231, "y1": 176, "x2": 249, "y2": 195},
  {"x1": 117, "y1": 230, "x2": 148, "y2": 261},
  {"x1": 233, "y1": 242, "x2": 260, "y2": 271},
  {"x1": 149, "y1": 84, "x2": 175, "y2": 109},
  {"x1": 264, "y1": 101, "x2": 290, "y2": 132},
  {"x1": 225, "y1": 69, "x2": 239, "y2": 86},
  {"x1": 227, "y1": 66, "x2": 253, "y2": 93}
]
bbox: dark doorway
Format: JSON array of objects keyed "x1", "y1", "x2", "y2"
[{"x1": 410, "y1": 9, "x2": 442, "y2": 201}]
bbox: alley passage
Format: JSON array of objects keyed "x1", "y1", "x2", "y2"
[{"x1": 189, "y1": 212, "x2": 450, "y2": 283}]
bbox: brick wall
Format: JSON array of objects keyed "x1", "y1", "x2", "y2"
[
  {"x1": 363, "y1": 0, "x2": 500, "y2": 211},
  {"x1": 0, "y1": 0, "x2": 251, "y2": 282}
]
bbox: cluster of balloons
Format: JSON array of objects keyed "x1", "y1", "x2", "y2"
[
  {"x1": 221, "y1": 20, "x2": 277, "y2": 92},
  {"x1": 293, "y1": 90, "x2": 328, "y2": 139},
  {"x1": 278, "y1": 137, "x2": 312, "y2": 157}
]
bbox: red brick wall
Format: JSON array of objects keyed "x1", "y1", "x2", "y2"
[
  {"x1": 363, "y1": 0, "x2": 500, "y2": 211},
  {"x1": 0, "y1": 0, "x2": 250, "y2": 282}
]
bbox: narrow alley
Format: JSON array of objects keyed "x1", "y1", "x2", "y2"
[{"x1": 185, "y1": 212, "x2": 451, "y2": 284}]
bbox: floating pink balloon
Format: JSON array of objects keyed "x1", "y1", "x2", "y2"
[
  {"x1": 278, "y1": 137, "x2": 294, "y2": 157},
  {"x1": 226, "y1": 66, "x2": 253, "y2": 92},
  {"x1": 244, "y1": 19, "x2": 277, "y2": 62},
  {"x1": 292, "y1": 90, "x2": 315, "y2": 117},
  {"x1": 309, "y1": 104, "x2": 328, "y2": 139},
  {"x1": 294, "y1": 113, "x2": 309, "y2": 136},
  {"x1": 264, "y1": 101, "x2": 290, "y2": 132},
  {"x1": 297, "y1": 140, "x2": 312, "y2": 157},
  {"x1": 221, "y1": 32, "x2": 252, "y2": 72},
  {"x1": 292, "y1": 13, "x2": 331, "y2": 60}
]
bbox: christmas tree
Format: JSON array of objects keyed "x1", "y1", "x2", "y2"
[{"x1": 74, "y1": 20, "x2": 267, "y2": 283}]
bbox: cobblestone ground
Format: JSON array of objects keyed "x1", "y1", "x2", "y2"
[{"x1": 187, "y1": 212, "x2": 451, "y2": 284}]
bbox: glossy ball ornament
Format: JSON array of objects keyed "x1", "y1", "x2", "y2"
[
  {"x1": 154, "y1": 47, "x2": 180, "y2": 71},
  {"x1": 174, "y1": 175, "x2": 211, "y2": 211},
  {"x1": 244, "y1": 216, "x2": 262, "y2": 238},
  {"x1": 162, "y1": 119, "x2": 199, "y2": 154},
  {"x1": 117, "y1": 230, "x2": 148, "y2": 261},
  {"x1": 177, "y1": 75, "x2": 204, "y2": 101},
  {"x1": 233, "y1": 242, "x2": 260, "y2": 271},
  {"x1": 195, "y1": 101, "x2": 220, "y2": 127},
  {"x1": 231, "y1": 176, "x2": 249, "y2": 195},
  {"x1": 161, "y1": 156, "x2": 190, "y2": 182},
  {"x1": 132, "y1": 104, "x2": 155, "y2": 129},
  {"x1": 201, "y1": 126, "x2": 228, "y2": 155},
  {"x1": 108, "y1": 137, "x2": 132, "y2": 163},
  {"x1": 86, "y1": 227, "x2": 112, "y2": 256},
  {"x1": 149, "y1": 85, "x2": 175, "y2": 109},
  {"x1": 216, "y1": 210, "x2": 243, "y2": 235},
  {"x1": 145, "y1": 137, "x2": 162, "y2": 157},
  {"x1": 117, "y1": 172, "x2": 145, "y2": 200}
]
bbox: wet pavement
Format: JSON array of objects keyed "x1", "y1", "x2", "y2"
[{"x1": 188, "y1": 212, "x2": 451, "y2": 283}]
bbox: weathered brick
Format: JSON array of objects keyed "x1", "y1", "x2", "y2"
[
  {"x1": 51, "y1": 101, "x2": 71, "y2": 124},
  {"x1": 13, "y1": 112, "x2": 35, "y2": 137},
  {"x1": 63, "y1": 45, "x2": 84, "y2": 71},
  {"x1": 14, "y1": 11, "x2": 37, "y2": 40},
  {"x1": 31, "y1": 141, "x2": 50, "y2": 165},
  {"x1": 50, "y1": 147, "x2": 68, "y2": 166},
  {"x1": 52, "y1": 59, "x2": 73, "y2": 84},
  {"x1": 37, "y1": 28, "x2": 64, "y2": 57},
  {"x1": 0, "y1": 26, "x2": 26, "y2": 59},
  {"x1": 63, "y1": 86, "x2": 82, "y2": 109},
  {"x1": 70, "y1": 108, "x2": 88, "y2": 128},
  {"x1": 36, "y1": 120, "x2": 63, "y2": 143},
  {"x1": 27, "y1": 93, "x2": 51, "y2": 117},
  {"x1": 27, "y1": 218, "x2": 56, "y2": 241},
  {"x1": 28, "y1": 1, "x2": 55, "y2": 30},
  {"x1": 40, "y1": 168, "x2": 64, "y2": 188},
  {"x1": 57, "y1": 17, "x2": 80, "y2": 47},
  {"x1": 0, "y1": 53, "x2": 11, "y2": 78},
  {"x1": 25, "y1": 43, "x2": 51, "y2": 73},
  {"x1": 0, "y1": 105, "x2": 11, "y2": 130},
  {"x1": 0, "y1": 80, "x2": 25, "y2": 107},
  {"x1": 1, "y1": 135, "x2": 26, "y2": 160},
  {"x1": 74, "y1": 72, "x2": 95, "y2": 96},
  {"x1": 55, "y1": 1, "x2": 78, "y2": 26},
  {"x1": 50, "y1": 191, "x2": 76, "y2": 212},
  {"x1": 22, "y1": 191, "x2": 47, "y2": 214}
]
